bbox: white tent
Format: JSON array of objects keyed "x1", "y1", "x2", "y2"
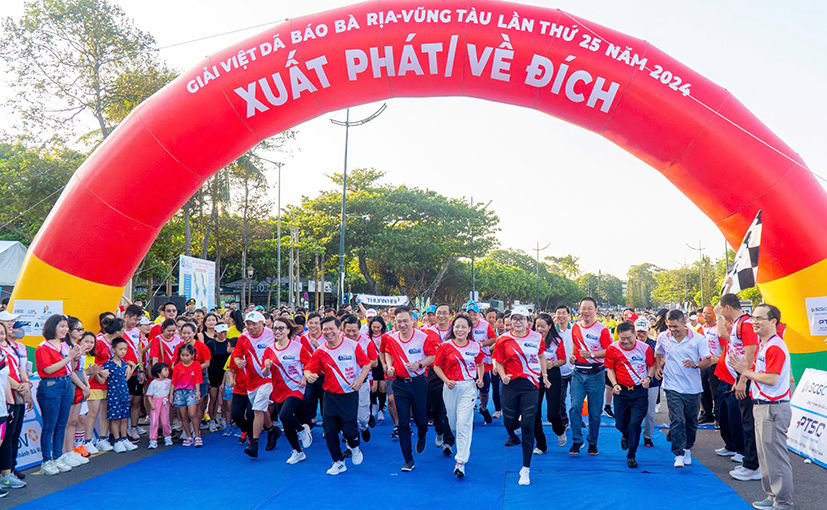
[{"x1": 0, "y1": 241, "x2": 27, "y2": 287}]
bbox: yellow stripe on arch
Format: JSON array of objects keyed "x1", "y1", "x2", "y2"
[
  {"x1": 760, "y1": 257, "x2": 827, "y2": 356},
  {"x1": 10, "y1": 253, "x2": 124, "y2": 349}
]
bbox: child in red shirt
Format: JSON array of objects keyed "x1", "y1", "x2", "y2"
[{"x1": 171, "y1": 345, "x2": 203, "y2": 447}]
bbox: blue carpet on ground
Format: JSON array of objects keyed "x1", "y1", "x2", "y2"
[{"x1": 13, "y1": 411, "x2": 751, "y2": 510}]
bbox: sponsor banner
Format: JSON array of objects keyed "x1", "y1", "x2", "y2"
[
  {"x1": 16, "y1": 379, "x2": 43, "y2": 470},
  {"x1": 805, "y1": 297, "x2": 827, "y2": 336},
  {"x1": 12, "y1": 300, "x2": 63, "y2": 338},
  {"x1": 788, "y1": 368, "x2": 827, "y2": 469},
  {"x1": 179, "y1": 255, "x2": 216, "y2": 310},
  {"x1": 356, "y1": 294, "x2": 409, "y2": 307}
]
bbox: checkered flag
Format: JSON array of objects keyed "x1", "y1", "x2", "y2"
[{"x1": 722, "y1": 210, "x2": 762, "y2": 295}]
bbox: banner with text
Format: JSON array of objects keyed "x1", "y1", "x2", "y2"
[
  {"x1": 12, "y1": 300, "x2": 63, "y2": 338},
  {"x1": 179, "y1": 255, "x2": 216, "y2": 310},
  {"x1": 787, "y1": 368, "x2": 827, "y2": 469},
  {"x1": 356, "y1": 294, "x2": 409, "y2": 307}
]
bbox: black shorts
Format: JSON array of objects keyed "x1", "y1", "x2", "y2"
[
  {"x1": 127, "y1": 374, "x2": 144, "y2": 397},
  {"x1": 208, "y1": 370, "x2": 225, "y2": 388},
  {"x1": 371, "y1": 365, "x2": 385, "y2": 381}
]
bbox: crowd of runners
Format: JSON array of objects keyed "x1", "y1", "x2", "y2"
[{"x1": 0, "y1": 293, "x2": 795, "y2": 508}]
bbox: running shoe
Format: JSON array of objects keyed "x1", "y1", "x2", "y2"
[
  {"x1": 350, "y1": 446, "x2": 363, "y2": 465},
  {"x1": 732, "y1": 453, "x2": 745, "y2": 463},
  {"x1": 286, "y1": 450, "x2": 306, "y2": 465},
  {"x1": 480, "y1": 408, "x2": 492, "y2": 424},
  {"x1": 13, "y1": 470, "x2": 24, "y2": 481},
  {"x1": 435, "y1": 434, "x2": 443, "y2": 447},
  {"x1": 603, "y1": 405, "x2": 614, "y2": 418},
  {"x1": 70, "y1": 451, "x2": 88, "y2": 465},
  {"x1": 361, "y1": 427, "x2": 371, "y2": 442},
  {"x1": 518, "y1": 467, "x2": 530, "y2": 486},
  {"x1": 644, "y1": 438, "x2": 654, "y2": 448},
  {"x1": 95, "y1": 439, "x2": 114, "y2": 452},
  {"x1": 533, "y1": 447, "x2": 546, "y2": 455},
  {"x1": 40, "y1": 460, "x2": 59, "y2": 476},
  {"x1": 674, "y1": 455, "x2": 685, "y2": 468},
  {"x1": 75, "y1": 445, "x2": 90, "y2": 457},
  {"x1": 266, "y1": 426, "x2": 281, "y2": 451},
  {"x1": 83, "y1": 441, "x2": 99, "y2": 455},
  {"x1": 343, "y1": 449, "x2": 352, "y2": 458},
  {"x1": 113, "y1": 441, "x2": 128, "y2": 453},
  {"x1": 569, "y1": 442, "x2": 583, "y2": 455},
  {"x1": 627, "y1": 457, "x2": 638, "y2": 468},
  {"x1": 683, "y1": 449, "x2": 692, "y2": 465},
  {"x1": 401, "y1": 460, "x2": 415, "y2": 472},
  {"x1": 244, "y1": 438, "x2": 258, "y2": 458},
  {"x1": 0, "y1": 473, "x2": 25, "y2": 489},
  {"x1": 751, "y1": 498, "x2": 774, "y2": 509},
  {"x1": 377, "y1": 410, "x2": 385, "y2": 421},
  {"x1": 148, "y1": 440, "x2": 158, "y2": 449},
  {"x1": 222, "y1": 426, "x2": 232, "y2": 437},
  {"x1": 442, "y1": 444, "x2": 453, "y2": 455},
  {"x1": 327, "y1": 460, "x2": 347, "y2": 475},
  {"x1": 182, "y1": 438, "x2": 193, "y2": 447},
  {"x1": 505, "y1": 435, "x2": 520, "y2": 447},
  {"x1": 239, "y1": 431, "x2": 248, "y2": 444},
  {"x1": 209, "y1": 421, "x2": 217, "y2": 433},
  {"x1": 128, "y1": 428, "x2": 140, "y2": 441},
  {"x1": 195, "y1": 437, "x2": 203, "y2": 447},
  {"x1": 416, "y1": 435, "x2": 426, "y2": 454},
  {"x1": 164, "y1": 436, "x2": 173, "y2": 446},
  {"x1": 454, "y1": 462, "x2": 465, "y2": 477},
  {"x1": 588, "y1": 444, "x2": 598, "y2": 455},
  {"x1": 200, "y1": 419, "x2": 209, "y2": 430},
  {"x1": 731, "y1": 467, "x2": 761, "y2": 481},
  {"x1": 54, "y1": 457, "x2": 72, "y2": 472},
  {"x1": 136, "y1": 427, "x2": 147, "y2": 435},
  {"x1": 390, "y1": 426, "x2": 399, "y2": 439},
  {"x1": 368, "y1": 414, "x2": 376, "y2": 428},
  {"x1": 621, "y1": 435, "x2": 628, "y2": 450},
  {"x1": 492, "y1": 410, "x2": 502, "y2": 419},
  {"x1": 300, "y1": 424, "x2": 313, "y2": 449},
  {"x1": 715, "y1": 447, "x2": 737, "y2": 456},
  {"x1": 59, "y1": 453, "x2": 81, "y2": 467},
  {"x1": 557, "y1": 434, "x2": 567, "y2": 447},
  {"x1": 123, "y1": 440, "x2": 138, "y2": 451}
]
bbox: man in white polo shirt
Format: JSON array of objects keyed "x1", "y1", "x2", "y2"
[
  {"x1": 729, "y1": 304, "x2": 793, "y2": 510},
  {"x1": 655, "y1": 309, "x2": 714, "y2": 468}
]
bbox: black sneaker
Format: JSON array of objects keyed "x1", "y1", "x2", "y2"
[
  {"x1": 698, "y1": 414, "x2": 715, "y2": 424},
  {"x1": 361, "y1": 427, "x2": 371, "y2": 442},
  {"x1": 265, "y1": 426, "x2": 281, "y2": 451},
  {"x1": 588, "y1": 444, "x2": 598, "y2": 455},
  {"x1": 416, "y1": 435, "x2": 426, "y2": 454},
  {"x1": 343, "y1": 449, "x2": 352, "y2": 458},
  {"x1": 390, "y1": 426, "x2": 399, "y2": 439},
  {"x1": 244, "y1": 438, "x2": 259, "y2": 458},
  {"x1": 480, "y1": 409, "x2": 492, "y2": 424},
  {"x1": 644, "y1": 438, "x2": 654, "y2": 448},
  {"x1": 604, "y1": 405, "x2": 614, "y2": 418},
  {"x1": 401, "y1": 460, "x2": 415, "y2": 472},
  {"x1": 627, "y1": 457, "x2": 638, "y2": 468},
  {"x1": 505, "y1": 435, "x2": 520, "y2": 447},
  {"x1": 569, "y1": 442, "x2": 583, "y2": 455},
  {"x1": 621, "y1": 435, "x2": 628, "y2": 451},
  {"x1": 368, "y1": 414, "x2": 376, "y2": 428},
  {"x1": 443, "y1": 444, "x2": 453, "y2": 455}
]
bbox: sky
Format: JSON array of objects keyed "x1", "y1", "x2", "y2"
[{"x1": 1, "y1": 0, "x2": 825, "y2": 280}]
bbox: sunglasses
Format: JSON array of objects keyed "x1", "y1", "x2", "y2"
[
  {"x1": 73, "y1": 327, "x2": 84, "y2": 332},
  {"x1": 273, "y1": 326, "x2": 288, "y2": 332}
]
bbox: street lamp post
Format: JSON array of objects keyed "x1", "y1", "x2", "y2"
[
  {"x1": 330, "y1": 104, "x2": 387, "y2": 306},
  {"x1": 687, "y1": 241, "x2": 706, "y2": 306},
  {"x1": 533, "y1": 241, "x2": 550, "y2": 313},
  {"x1": 247, "y1": 266, "x2": 255, "y2": 305}
]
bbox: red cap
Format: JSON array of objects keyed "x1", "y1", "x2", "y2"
[{"x1": 624, "y1": 311, "x2": 639, "y2": 323}]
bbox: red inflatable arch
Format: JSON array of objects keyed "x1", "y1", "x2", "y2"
[{"x1": 11, "y1": 0, "x2": 826, "y2": 376}]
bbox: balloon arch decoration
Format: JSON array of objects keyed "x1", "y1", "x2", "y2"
[{"x1": 11, "y1": 1, "x2": 826, "y2": 376}]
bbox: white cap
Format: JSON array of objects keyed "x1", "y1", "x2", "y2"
[
  {"x1": 0, "y1": 310, "x2": 19, "y2": 321},
  {"x1": 245, "y1": 311, "x2": 265, "y2": 323},
  {"x1": 139, "y1": 316, "x2": 152, "y2": 325},
  {"x1": 215, "y1": 322, "x2": 229, "y2": 333},
  {"x1": 511, "y1": 306, "x2": 531, "y2": 318},
  {"x1": 365, "y1": 308, "x2": 377, "y2": 318},
  {"x1": 634, "y1": 318, "x2": 649, "y2": 332}
]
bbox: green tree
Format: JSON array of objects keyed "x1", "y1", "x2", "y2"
[
  {"x1": 545, "y1": 254, "x2": 581, "y2": 279},
  {"x1": 576, "y1": 272, "x2": 624, "y2": 306},
  {"x1": 626, "y1": 263, "x2": 662, "y2": 308},
  {"x1": 1, "y1": 0, "x2": 156, "y2": 139}
]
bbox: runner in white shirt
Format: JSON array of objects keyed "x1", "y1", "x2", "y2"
[{"x1": 655, "y1": 309, "x2": 713, "y2": 468}]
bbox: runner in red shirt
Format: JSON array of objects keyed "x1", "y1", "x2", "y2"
[
  {"x1": 493, "y1": 306, "x2": 550, "y2": 486},
  {"x1": 122, "y1": 304, "x2": 145, "y2": 440},
  {"x1": 304, "y1": 316, "x2": 371, "y2": 475},
  {"x1": 432, "y1": 314, "x2": 485, "y2": 477},
  {"x1": 262, "y1": 317, "x2": 313, "y2": 465},
  {"x1": 423, "y1": 303, "x2": 456, "y2": 453},
  {"x1": 381, "y1": 306, "x2": 439, "y2": 472},
  {"x1": 149, "y1": 319, "x2": 183, "y2": 369},
  {"x1": 232, "y1": 311, "x2": 281, "y2": 457},
  {"x1": 604, "y1": 321, "x2": 655, "y2": 469},
  {"x1": 342, "y1": 315, "x2": 378, "y2": 443}
]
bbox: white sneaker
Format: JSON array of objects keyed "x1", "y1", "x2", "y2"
[
  {"x1": 209, "y1": 421, "x2": 217, "y2": 433},
  {"x1": 136, "y1": 427, "x2": 147, "y2": 435},
  {"x1": 674, "y1": 455, "x2": 685, "y2": 468},
  {"x1": 41, "y1": 460, "x2": 59, "y2": 476},
  {"x1": 377, "y1": 410, "x2": 385, "y2": 421},
  {"x1": 113, "y1": 441, "x2": 127, "y2": 453},
  {"x1": 350, "y1": 446, "x2": 363, "y2": 465},
  {"x1": 435, "y1": 434, "x2": 443, "y2": 447},
  {"x1": 326, "y1": 460, "x2": 347, "y2": 475},
  {"x1": 123, "y1": 440, "x2": 138, "y2": 451},
  {"x1": 731, "y1": 453, "x2": 745, "y2": 463},
  {"x1": 300, "y1": 424, "x2": 313, "y2": 449},
  {"x1": 54, "y1": 457, "x2": 72, "y2": 472},
  {"x1": 683, "y1": 449, "x2": 692, "y2": 465},
  {"x1": 518, "y1": 466, "x2": 530, "y2": 485},
  {"x1": 164, "y1": 436, "x2": 173, "y2": 446},
  {"x1": 558, "y1": 434, "x2": 567, "y2": 447},
  {"x1": 533, "y1": 447, "x2": 545, "y2": 455},
  {"x1": 127, "y1": 428, "x2": 140, "y2": 441},
  {"x1": 83, "y1": 441, "x2": 99, "y2": 455},
  {"x1": 715, "y1": 447, "x2": 737, "y2": 456},
  {"x1": 172, "y1": 419, "x2": 182, "y2": 431},
  {"x1": 148, "y1": 440, "x2": 157, "y2": 449},
  {"x1": 60, "y1": 453, "x2": 81, "y2": 467},
  {"x1": 96, "y1": 439, "x2": 114, "y2": 452},
  {"x1": 70, "y1": 452, "x2": 89, "y2": 465},
  {"x1": 731, "y1": 467, "x2": 761, "y2": 481},
  {"x1": 286, "y1": 450, "x2": 306, "y2": 465},
  {"x1": 493, "y1": 410, "x2": 503, "y2": 419}
]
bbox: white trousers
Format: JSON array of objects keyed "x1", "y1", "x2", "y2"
[
  {"x1": 443, "y1": 380, "x2": 477, "y2": 464},
  {"x1": 357, "y1": 383, "x2": 371, "y2": 431}
]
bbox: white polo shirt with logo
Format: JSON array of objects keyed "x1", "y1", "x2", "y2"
[{"x1": 655, "y1": 329, "x2": 712, "y2": 394}]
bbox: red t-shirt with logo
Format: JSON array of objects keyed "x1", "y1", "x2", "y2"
[
  {"x1": 305, "y1": 338, "x2": 370, "y2": 394},
  {"x1": 433, "y1": 340, "x2": 485, "y2": 381},
  {"x1": 604, "y1": 340, "x2": 654, "y2": 387}
]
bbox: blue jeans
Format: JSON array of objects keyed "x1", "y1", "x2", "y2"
[
  {"x1": 665, "y1": 390, "x2": 701, "y2": 456},
  {"x1": 569, "y1": 370, "x2": 605, "y2": 445},
  {"x1": 36, "y1": 376, "x2": 74, "y2": 461}
]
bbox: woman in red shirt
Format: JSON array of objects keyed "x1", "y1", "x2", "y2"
[{"x1": 34, "y1": 314, "x2": 84, "y2": 476}]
